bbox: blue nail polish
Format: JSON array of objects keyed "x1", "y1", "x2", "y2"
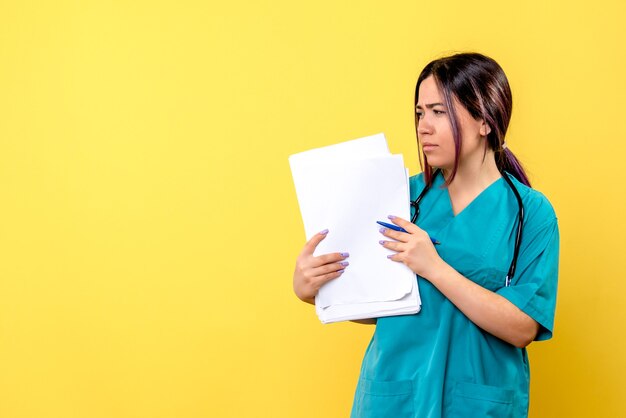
[
  {"x1": 320, "y1": 229, "x2": 329, "y2": 235},
  {"x1": 337, "y1": 269, "x2": 345, "y2": 274},
  {"x1": 340, "y1": 252, "x2": 349, "y2": 258},
  {"x1": 340, "y1": 261, "x2": 349, "y2": 267},
  {"x1": 379, "y1": 227, "x2": 386, "y2": 233},
  {"x1": 379, "y1": 240, "x2": 385, "y2": 245},
  {"x1": 387, "y1": 254, "x2": 394, "y2": 259},
  {"x1": 388, "y1": 215, "x2": 396, "y2": 220}
]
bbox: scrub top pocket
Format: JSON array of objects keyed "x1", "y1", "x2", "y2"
[
  {"x1": 448, "y1": 381, "x2": 516, "y2": 418},
  {"x1": 351, "y1": 377, "x2": 414, "y2": 418}
]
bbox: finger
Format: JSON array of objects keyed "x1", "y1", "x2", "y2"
[
  {"x1": 312, "y1": 251, "x2": 349, "y2": 268},
  {"x1": 379, "y1": 239, "x2": 404, "y2": 252},
  {"x1": 301, "y1": 229, "x2": 329, "y2": 256},
  {"x1": 379, "y1": 227, "x2": 409, "y2": 243},
  {"x1": 387, "y1": 215, "x2": 421, "y2": 233},
  {"x1": 312, "y1": 269, "x2": 345, "y2": 289},
  {"x1": 311, "y1": 261, "x2": 349, "y2": 277},
  {"x1": 386, "y1": 252, "x2": 403, "y2": 263}
]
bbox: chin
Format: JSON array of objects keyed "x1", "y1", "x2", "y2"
[{"x1": 426, "y1": 159, "x2": 452, "y2": 170}]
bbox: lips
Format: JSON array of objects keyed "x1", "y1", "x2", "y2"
[{"x1": 421, "y1": 142, "x2": 438, "y2": 151}]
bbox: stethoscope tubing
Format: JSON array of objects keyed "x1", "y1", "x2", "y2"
[{"x1": 410, "y1": 169, "x2": 524, "y2": 288}]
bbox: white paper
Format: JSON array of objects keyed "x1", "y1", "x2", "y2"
[
  {"x1": 288, "y1": 133, "x2": 389, "y2": 171},
  {"x1": 316, "y1": 279, "x2": 421, "y2": 324},
  {"x1": 289, "y1": 133, "x2": 421, "y2": 323},
  {"x1": 296, "y1": 155, "x2": 413, "y2": 307}
]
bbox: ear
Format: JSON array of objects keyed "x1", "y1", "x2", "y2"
[{"x1": 479, "y1": 120, "x2": 491, "y2": 137}]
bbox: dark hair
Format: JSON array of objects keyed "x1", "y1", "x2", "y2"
[{"x1": 414, "y1": 52, "x2": 531, "y2": 187}]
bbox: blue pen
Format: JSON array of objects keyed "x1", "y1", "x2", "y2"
[{"x1": 376, "y1": 221, "x2": 441, "y2": 245}]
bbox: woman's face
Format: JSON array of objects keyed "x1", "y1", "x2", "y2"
[{"x1": 416, "y1": 76, "x2": 488, "y2": 172}]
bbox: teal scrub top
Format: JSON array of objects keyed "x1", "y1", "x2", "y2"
[{"x1": 351, "y1": 172, "x2": 559, "y2": 418}]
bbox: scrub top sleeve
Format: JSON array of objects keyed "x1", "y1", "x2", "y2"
[{"x1": 496, "y1": 218, "x2": 560, "y2": 341}]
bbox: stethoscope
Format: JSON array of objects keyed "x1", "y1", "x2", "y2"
[{"x1": 410, "y1": 169, "x2": 524, "y2": 288}]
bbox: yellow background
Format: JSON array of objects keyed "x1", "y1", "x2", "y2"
[{"x1": 1, "y1": 1, "x2": 624, "y2": 417}]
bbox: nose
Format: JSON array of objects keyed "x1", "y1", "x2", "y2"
[{"x1": 417, "y1": 116, "x2": 433, "y2": 136}]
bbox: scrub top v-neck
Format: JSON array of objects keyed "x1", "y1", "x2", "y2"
[{"x1": 351, "y1": 172, "x2": 559, "y2": 418}]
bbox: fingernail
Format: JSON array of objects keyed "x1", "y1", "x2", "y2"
[
  {"x1": 388, "y1": 215, "x2": 396, "y2": 220},
  {"x1": 379, "y1": 227, "x2": 387, "y2": 233},
  {"x1": 379, "y1": 240, "x2": 385, "y2": 245},
  {"x1": 337, "y1": 269, "x2": 345, "y2": 274},
  {"x1": 319, "y1": 229, "x2": 329, "y2": 235},
  {"x1": 340, "y1": 261, "x2": 349, "y2": 267},
  {"x1": 387, "y1": 254, "x2": 394, "y2": 259},
  {"x1": 340, "y1": 252, "x2": 349, "y2": 258}
]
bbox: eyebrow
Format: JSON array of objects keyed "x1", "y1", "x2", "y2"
[{"x1": 415, "y1": 103, "x2": 445, "y2": 109}]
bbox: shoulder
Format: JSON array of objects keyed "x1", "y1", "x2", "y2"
[
  {"x1": 508, "y1": 175, "x2": 558, "y2": 234},
  {"x1": 409, "y1": 172, "x2": 425, "y2": 188},
  {"x1": 409, "y1": 173, "x2": 426, "y2": 197}
]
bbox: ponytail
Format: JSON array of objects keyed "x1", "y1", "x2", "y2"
[{"x1": 496, "y1": 145, "x2": 531, "y2": 187}]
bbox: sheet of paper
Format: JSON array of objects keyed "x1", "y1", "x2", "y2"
[
  {"x1": 314, "y1": 167, "x2": 421, "y2": 323},
  {"x1": 316, "y1": 279, "x2": 421, "y2": 324},
  {"x1": 293, "y1": 154, "x2": 413, "y2": 307},
  {"x1": 289, "y1": 133, "x2": 421, "y2": 322},
  {"x1": 288, "y1": 133, "x2": 389, "y2": 172}
]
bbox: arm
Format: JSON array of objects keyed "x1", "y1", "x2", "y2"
[
  {"x1": 381, "y1": 216, "x2": 539, "y2": 348},
  {"x1": 351, "y1": 318, "x2": 377, "y2": 325},
  {"x1": 427, "y1": 262, "x2": 538, "y2": 348}
]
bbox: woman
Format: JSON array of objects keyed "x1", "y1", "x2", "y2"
[{"x1": 293, "y1": 52, "x2": 559, "y2": 417}]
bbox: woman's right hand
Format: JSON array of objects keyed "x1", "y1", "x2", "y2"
[{"x1": 293, "y1": 229, "x2": 349, "y2": 304}]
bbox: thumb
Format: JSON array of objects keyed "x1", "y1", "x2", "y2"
[{"x1": 301, "y1": 229, "x2": 329, "y2": 256}]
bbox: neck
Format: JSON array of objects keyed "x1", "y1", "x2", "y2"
[{"x1": 442, "y1": 149, "x2": 501, "y2": 192}]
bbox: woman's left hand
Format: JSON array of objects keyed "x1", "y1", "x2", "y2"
[{"x1": 379, "y1": 215, "x2": 445, "y2": 280}]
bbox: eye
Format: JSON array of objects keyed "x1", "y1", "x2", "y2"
[
  {"x1": 415, "y1": 111, "x2": 424, "y2": 119},
  {"x1": 433, "y1": 109, "x2": 446, "y2": 115}
]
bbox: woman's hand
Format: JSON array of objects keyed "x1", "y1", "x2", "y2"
[
  {"x1": 379, "y1": 215, "x2": 445, "y2": 280},
  {"x1": 293, "y1": 229, "x2": 349, "y2": 304},
  {"x1": 380, "y1": 216, "x2": 538, "y2": 347}
]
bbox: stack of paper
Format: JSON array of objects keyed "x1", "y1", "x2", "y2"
[{"x1": 289, "y1": 133, "x2": 421, "y2": 323}]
